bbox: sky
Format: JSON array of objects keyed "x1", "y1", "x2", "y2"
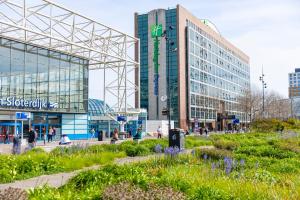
[{"x1": 55, "y1": 0, "x2": 300, "y2": 99}]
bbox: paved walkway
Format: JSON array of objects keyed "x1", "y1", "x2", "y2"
[
  {"x1": 0, "y1": 137, "x2": 153, "y2": 155},
  {"x1": 0, "y1": 146, "x2": 213, "y2": 190}
]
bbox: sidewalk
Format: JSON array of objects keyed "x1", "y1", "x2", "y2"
[{"x1": 0, "y1": 137, "x2": 148, "y2": 155}]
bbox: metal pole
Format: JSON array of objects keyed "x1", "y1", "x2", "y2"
[
  {"x1": 262, "y1": 81, "x2": 264, "y2": 116},
  {"x1": 167, "y1": 39, "x2": 171, "y2": 131},
  {"x1": 291, "y1": 98, "x2": 293, "y2": 118}
]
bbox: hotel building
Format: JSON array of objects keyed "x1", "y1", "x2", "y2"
[{"x1": 135, "y1": 5, "x2": 250, "y2": 130}]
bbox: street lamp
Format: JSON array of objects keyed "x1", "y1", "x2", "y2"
[
  {"x1": 259, "y1": 71, "x2": 267, "y2": 117},
  {"x1": 162, "y1": 26, "x2": 177, "y2": 131}
]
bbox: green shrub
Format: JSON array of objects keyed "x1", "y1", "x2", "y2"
[
  {"x1": 185, "y1": 136, "x2": 212, "y2": 148},
  {"x1": 125, "y1": 145, "x2": 150, "y2": 157},
  {"x1": 235, "y1": 146, "x2": 297, "y2": 159},
  {"x1": 190, "y1": 186, "x2": 233, "y2": 200},
  {"x1": 195, "y1": 148, "x2": 232, "y2": 160},
  {"x1": 213, "y1": 139, "x2": 239, "y2": 150}
]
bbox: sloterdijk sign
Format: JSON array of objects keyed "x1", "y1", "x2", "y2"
[{"x1": 0, "y1": 97, "x2": 58, "y2": 110}]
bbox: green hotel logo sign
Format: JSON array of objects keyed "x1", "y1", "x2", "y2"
[
  {"x1": 151, "y1": 24, "x2": 163, "y2": 96},
  {"x1": 151, "y1": 24, "x2": 163, "y2": 38}
]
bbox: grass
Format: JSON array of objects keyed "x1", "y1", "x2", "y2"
[
  {"x1": 0, "y1": 136, "x2": 210, "y2": 184},
  {"x1": 28, "y1": 131, "x2": 300, "y2": 199}
]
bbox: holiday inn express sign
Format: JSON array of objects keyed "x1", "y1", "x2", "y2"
[{"x1": 0, "y1": 97, "x2": 58, "y2": 110}]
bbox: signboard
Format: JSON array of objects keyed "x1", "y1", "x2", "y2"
[
  {"x1": 151, "y1": 24, "x2": 163, "y2": 38},
  {"x1": 154, "y1": 74, "x2": 159, "y2": 96},
  {"x1": 233, "y1": 119, "x2": 240, "y2": 124},
  {"x1": 0, "y1": 97, "x2": 58, "y2": 110},
  {"x1": 117, "y1": 116, "x2": 126, "y2": 122},
  {"x1": 16, "y1": 112, "x2": 30, "y2": 120},
  {"x1": 151, "y1": 24, "x2": 162, "y2": 96}
]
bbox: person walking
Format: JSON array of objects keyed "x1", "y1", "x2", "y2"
[
  {"x1": 52, "y1": 127, "x2": 56, "y2": 140},
  {"x1": 90, "y1": 128, "x2": 95, "y2": 140},
  {"x1": 204, "y1": 127, "x2": 208, "y2": 136},
  {"x1": 111, "y1": 128, "x2": 119, "y2": 144},
  {"x1": 4, "y1": 129, "x2": 10, "y2": 144},
  {"x1": 28, "y1": 127, "x2": 35, "y2": 150},
  {"x1": 48, "y1": 127, "x2": 53, "y2": 143},
  {"x1": 157, "y1": 126, "x2": 162, "y2": 139},
  {"x1": 12, "y1": 135, "x2": 21, "y2": 154},
  {"x1": 42, "y1": 127, "x2": 46, "y2": 145},
  {"x1": 199, "y1": 127, "x2": 203, "y2": 135},
  {"x1": 34, "y1": 128, "x2": 38, "y2": 146}
]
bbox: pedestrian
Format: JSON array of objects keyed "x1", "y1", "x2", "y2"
[
  {"x1": 204, "y1": 127, "x2": 208, "y2": 136},
  {"x1": 90, "y1": 128, "x2": 95, "y2": 139},
  {"x1": 157, "y1": 126, "x2": 162, "y2": 139},
  {"x1": 128, "y1": 128, "x2": 132, "y2": 138},
  {"x1": 185, "y1": 129, "x2": 190, "y2": 136},
  {"x1": 4, "y1": 129, "x2": 9, "y2": 144},
  {"x1": 199, "y1": 127, "x2": 203, "y2": 135},
  {"x1": 111, "y1": 128, "x2": 118, "y2": 144},
  {"x1": 53, "y1": 127, "x2": 56, "y2": 140},
  {"x1": 34, "y1": 128, "x2": 38, "y2": 146},
  {"x1": 48, "y1": 127, "x2": 53, "y2": 143},
  {"x1": 28, "y1": 127, "x2": 35, "y2": 150},
  {"x1": 12, "y1": 135, "x2": 21, "y2": 154},
  {"x1": 42, "y1": 127, "x2": 46, "y2": 145}
]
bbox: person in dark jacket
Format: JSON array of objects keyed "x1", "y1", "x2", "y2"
[{"x1": 28, "y1": 127, "x2": 35, "y2": 149}]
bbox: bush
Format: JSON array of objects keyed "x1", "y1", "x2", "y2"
[
  {"x1": 185, "y1": 136, "x2": 212, "y2": 148},
  {"x1": 125, "y1": 145, "x2": 150, "y2": 157},
  {"x1": 235, "y1": 146, "x2": 297, "y2": 159},
  {"x1": 195, "y1": 148, "x2": 232, "y2": 160},
  {"x1": 190, "y1": 186, "x2": 233, "y2": 200},
  {"x1": 213, "y1": 140, "x2": 239, "y2": 150}
]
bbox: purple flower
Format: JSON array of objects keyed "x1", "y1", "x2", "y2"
[
  {"x1": 240, "y1": 159, "x2": 245, "y2": 166},
  {"x1": 203, "y1": 154, "x2": 208, "y2": 160},
  {"x1": 224, "y1": 157, "x2": 233, "y2": 175},
  {"x1": 154, "y1": 144, "x2": 162, "y2": 153},
  {"x1": 211, "y1": 163, "x2": 216, "y2": 171},
  {"x1": 164, "y1": 146, "x2": 180, "y2": 157},
  {"x1": 191, "y1": 149, "x2": 195, "y2": 156},
  {"x1": 225, "y1": 166, "x2": 231, "y2": 175}
]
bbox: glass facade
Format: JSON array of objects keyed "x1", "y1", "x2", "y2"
[
  {"x1": 288, "y1": 69, "x2": 300, "y2": 98},
  {"x1": 187, "y1": 20, "x2": 250, "y2": 122},
  {"x1": 0, "y1": 37, "x2": 89, "y2": 113},
  {"x1": 166, "y1": 9, "x2": 179, "y2": 125},
  {"x1": 137, "y1": 14, "x2": 149, "y2": 111}
]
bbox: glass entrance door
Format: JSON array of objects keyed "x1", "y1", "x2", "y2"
[{"x1": 32, "y1": 124, "x2": 48, "y2": 140}]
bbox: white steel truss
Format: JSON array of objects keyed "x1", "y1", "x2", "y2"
[{"x1": 0, "y1": 0, "x2": 140, "y2": 118}]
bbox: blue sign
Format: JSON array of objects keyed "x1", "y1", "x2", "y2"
[
  {"x1": 0, "y1": 97, "x2": 57, "y2": 110},
  {"x1": 117, "y1": 116, "x2": 126, "y2": 122},
  {"x1": 138, "y1": 120, "x2": 143, "y2": 125},
  {"x1": 233, "y1": 119, "x2": 240, "y2": 124},
  {"x1": 154, "y1": 74, "x2": 159, "y2": 96},
  {"x1": 16, "y1": 112, "x2": 30, "y2": 120}
]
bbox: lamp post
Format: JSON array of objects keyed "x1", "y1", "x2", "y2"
[
  {"x1": 162, "y1": 26, "x2": 177, "y2": 131},
  {"x1": 259, "y1": 70, "x2": 267, "y2": 118}
]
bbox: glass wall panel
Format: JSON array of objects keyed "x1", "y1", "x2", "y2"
[{"x1": 0, "y1": 37, "x2": 89, "y2": 113}]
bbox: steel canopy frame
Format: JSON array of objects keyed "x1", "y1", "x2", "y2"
[{"x1": 0, "y1": 0, "x2": 140, "y2": 119}]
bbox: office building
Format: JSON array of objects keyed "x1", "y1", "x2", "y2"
[
  {"x1": 135, "y1": 5, "x2": 250, "y2": 130},
  {"x1": 289, "y1": 68, "x2": 300, "y2": 118}
]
